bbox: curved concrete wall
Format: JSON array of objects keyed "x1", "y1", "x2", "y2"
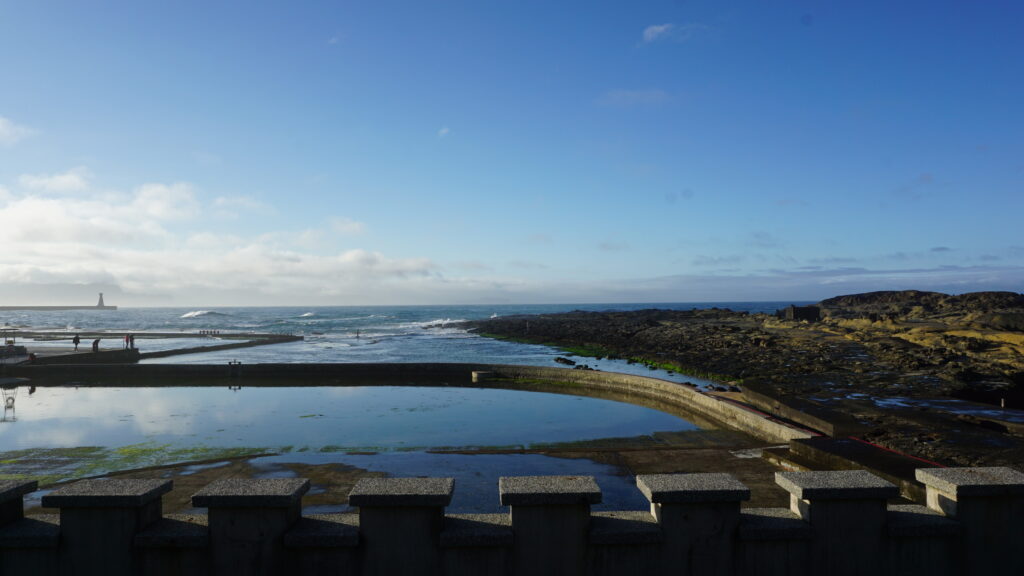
[{"x1": 479, "y1": 365, "x2": 815, "y2": 444}]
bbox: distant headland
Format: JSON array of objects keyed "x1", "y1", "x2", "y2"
[{"x1": 0, "y1": 292, "x2": 117, "y2": 311}]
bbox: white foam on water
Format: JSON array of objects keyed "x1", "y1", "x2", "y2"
[{"x1": 180, "y1": 310, "x2": 229, "y2": 319}]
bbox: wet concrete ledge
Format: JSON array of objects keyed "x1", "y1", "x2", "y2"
[
  {"x1": 137, "y1": 334, "x2": 303, "y2": 360},
  {"x1": 24, "y1": 333, "x2": 303, "y2": 365}
]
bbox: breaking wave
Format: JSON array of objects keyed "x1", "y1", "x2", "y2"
[{"x1": 180, "y1": 310, "x2": 229, "y2": 319}]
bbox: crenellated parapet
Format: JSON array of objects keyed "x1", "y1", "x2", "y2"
[{"x1": 0, "y1": 468, "x2": 1021, "y2": 575}]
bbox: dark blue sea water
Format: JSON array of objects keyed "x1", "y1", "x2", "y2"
[{"x1": 5, "y1": 302, "x2": 801, "y2": 385}]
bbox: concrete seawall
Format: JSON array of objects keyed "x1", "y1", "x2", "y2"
[
  {"x1": 137, "y1": 334, "x2": 304, "y2": 360},
  {"x1": 0, "y1": 305, "x2": 117, "y2": 311},
  {"x1": 6, "y1": 362, "x2": 814, "y2": 444},
  {"x1": 2, "y1": 467, "x2": 1022, "y2": 576}
]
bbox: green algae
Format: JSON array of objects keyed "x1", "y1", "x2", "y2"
[
  {"x1": 478, "y1": 332, "x2": 737, "y2": 383},
  {"x1": 625, "y1": 358, "x2": 740, "y2": 385},
  {"x1": 0, "y1": 443, "x2": 272, "y2": 487},
  {"x1": 529, "y1": 434, "x2": 664, "y2": 451}
]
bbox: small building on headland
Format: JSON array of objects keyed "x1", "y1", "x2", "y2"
[{"x1": 776, "y1": 304, "x2": 821, "y2": 322}]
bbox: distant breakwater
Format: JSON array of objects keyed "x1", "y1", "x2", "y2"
[{"x1": 0, "y1": 305, "x2": 117, "y2": 311}]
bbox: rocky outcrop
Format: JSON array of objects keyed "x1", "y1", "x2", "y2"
[
  {"x1": 819, "y1": 290, "x2": 1024, "y2": 323},
  {"x1": 465, "y1": 291, "x2": 1024, "y2": 468}
]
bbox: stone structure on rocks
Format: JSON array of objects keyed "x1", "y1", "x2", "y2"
[
  {"x1": 0, "y1": 467, "x2": 1021, "y2": 575},
  {"x1": 775, "y1": 305, "x2": 821, "y2": 322}
]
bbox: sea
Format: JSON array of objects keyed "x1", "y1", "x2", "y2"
[{"x1": 3, "y1": 302, "x2": 795, "y2": 377}]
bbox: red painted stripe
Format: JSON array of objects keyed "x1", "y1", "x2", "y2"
[{"x1": 849, "y1": 436, "x2": 946, "y2": 468}]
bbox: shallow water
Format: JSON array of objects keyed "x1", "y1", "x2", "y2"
[
  {"x1": 248, "y1": 452, "x2": 650, "y2": 514},
  {"x1": 0, "y1": 385, "x2": 696, "y2": 484}
]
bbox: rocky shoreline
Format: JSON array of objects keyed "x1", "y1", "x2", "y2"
[{"x1": 464, "y1": 290, "x2": 1024, "y2": 468}]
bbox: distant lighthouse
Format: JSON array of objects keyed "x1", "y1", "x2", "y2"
[{"x1": 97, "y1": 293, "x2": 105, "y2": 307}]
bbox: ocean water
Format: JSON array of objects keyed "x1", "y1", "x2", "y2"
[{"x1": 3, "y1": 302, "x2": 797, "y2": 383}]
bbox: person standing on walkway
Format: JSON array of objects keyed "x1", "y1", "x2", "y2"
[
  {"x1": 72, "y1": 334, "x2": 80, "y2": 351},
  {"x1": 129, "y1": 334, "x2": 135, "y2": 350},
  {"x1": 92, "y1": 339, "x2": 100, "y2": 353}
]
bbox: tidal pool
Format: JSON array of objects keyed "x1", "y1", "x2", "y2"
[{"x1": 0, "y1": 384, "x2": 699, "y2": 493}]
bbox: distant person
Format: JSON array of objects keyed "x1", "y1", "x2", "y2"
[
  {"x1": 72, "y1": 334, "x2": 80, "y2": 351},
  {"x1": 129, "y1": 334, "x2": 135, "y2": 350},
  {"x1": 124, "y1": 334, "x2": 130, "y2": 350},
  {"x1": 92, "y1": 339, "x2": 100, "y2": 353}
]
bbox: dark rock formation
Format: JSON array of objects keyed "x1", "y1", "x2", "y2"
[{"x1": 464, "y1": 291, "x2": 1024, "y2": 468}]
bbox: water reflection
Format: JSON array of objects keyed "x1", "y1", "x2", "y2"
[
  {"x1": 1, "y1": 380, "x2": 32, "y2": 423},
  {"x1": 2, "y1": 385, "x2": 697, "y2": 452},
  {"x1": 2, "y1": 385, "x2": 16, "y2": 423}
]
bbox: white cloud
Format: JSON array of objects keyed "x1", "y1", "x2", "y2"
[
  {"x1": 0, "y1": 195, "x2": 166, "y2": 246},
  {"x1": 213, "y1": 195, "x2": 272, "y2": 217},
  {"x1": 597, "y1": 89, "x2": 671, "y2": 107},
  {"x1": 132, "y1": 182, "x2": 200, "y2": 220},
  {"x1": 0, "y1": 180, "x2": 440, "y2": 304},
  {"x1": 643, "y1": 23, "x2": 675, "y2": 43},
  {"x1": 0, "y1": 116, "x2": 33, "y2": 146},
  {"x1": 18, "y1": 166, "x2": 92, "y2": 192},
  {"x1": 185, "y1": 232, "x2": 244, "y2": 250},
  {"x1": 437, "y1": 126, "x2": 450, "y2": 138},
  {"x1": 642, "y1": 22, "x2": 712, "y2": 43},
  {"x1": 330, "y1": 217, "x2": 367, "y2": 236},
  {"x1": 3, "y1": 168, "x2": 1018, "y2": 306}
]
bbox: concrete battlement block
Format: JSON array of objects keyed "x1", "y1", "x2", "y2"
[
  {"x1": 589, "y1": 511, "x2": 662, "y2": 545},
  {"x1": 0, "y1": 481, "x2": 37, "y2": 505},
  {"x1": 0, "y1": 481, "x2": 38, "y2": 525},
  {"x1": 776, "y1": 470, "x2": 898, "y2": 500},
  {"x1": 284, "y1": 514, "x2": 359, "y2": 548},
  {"x1": 739, "y1": 508, "x2": 813, "y2": 541},
  {"x1": 0, "y1": 514, "x2": 60, "y2": 548},
  {"x1": 441, "y1": 513, "x2": 513, "y2": 547},
  {"x1": 135, "y1": 514, "x2": 209, "y2": 548},
  {"x1": 916, "y1": 467, "x2": 1024, "y2": 497},
  {"x1": 349, "y1": 477, "x2": 454, "y2": 507},
  {"x1": 499, "y1": 476, "x2": 601, "y2": 506},
  {"x1": 637, "y1": 473, "x2": 750, "y2": 504},
  {"x1": 41, "y1": 479, "x2": 172, "y2": 508},
  {"x1": 886, "y1": 505, "x2": 960, "y2": 537},
  {"x1": 192, "y1": 478, "x2": 309, "y2": 508}
]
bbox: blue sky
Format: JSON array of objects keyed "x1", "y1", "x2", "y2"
[{"x1": 1, "y1": 1, "x2": 1021, "y2": 305}]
